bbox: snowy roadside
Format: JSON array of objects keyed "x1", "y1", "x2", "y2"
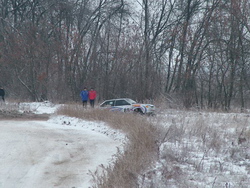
[
  {"x1": 20, "y1": 101, "x2": 126, "y2": 142},
  {"x1": 0, "y1": 102, "x2": 126, "y2": 188},
  {"x1": 142, "y1": 109, "x2": 250, "y2": 188}
]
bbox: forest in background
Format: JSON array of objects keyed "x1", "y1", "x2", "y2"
[{"x1": 0, "y1": 0, "x2": 250, "y2": 110}]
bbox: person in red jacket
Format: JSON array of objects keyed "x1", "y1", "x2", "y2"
[{"x1": 88, "y1": 88, "x2": 97, "y2": 107}]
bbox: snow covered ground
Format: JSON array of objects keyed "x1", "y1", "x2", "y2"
[
  {"x1": 1, "y1": 101, "x2": 249, "y2": 188},
  {"x1": 0, "y1": 102, "x2": 125, "y2": 188},
  {"x1": 143, "y1": 109, "x2": 250, "y2": 188}
]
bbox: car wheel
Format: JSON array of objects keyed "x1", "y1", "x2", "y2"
[{"x1": 134, "y1": 108, "x2": 144, "y2": 115}]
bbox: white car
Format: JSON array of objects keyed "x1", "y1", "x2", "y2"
[{"x1": 100, "y1": 98, "x2": 155, "y2": 115}]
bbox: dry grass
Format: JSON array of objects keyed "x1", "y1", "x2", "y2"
[
  {"x1": 0, "y1": 101, "x2": 49, "y2": 120},
  {"x1": 0, "y1": 101, "x2": 20, "y2": 111},
  {"x1": 57, "y1": 105, "x2": 160, "y2": 188}
]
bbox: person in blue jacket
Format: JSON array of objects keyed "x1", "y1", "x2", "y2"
[{"x1": 80, "y1": 87, "x2": 89, "y2": 108}]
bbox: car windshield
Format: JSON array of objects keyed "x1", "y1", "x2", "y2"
[{"x1": 126, "y1": 98, "x2": 137, "y2": 104}]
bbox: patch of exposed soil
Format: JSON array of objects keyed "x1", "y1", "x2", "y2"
[{"x1": 0, "y1": 110, "x2": 50, "y2": 120}]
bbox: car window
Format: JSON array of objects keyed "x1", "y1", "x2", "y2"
[
  {"x1": 126, "y1": 99, "x2": 137, "y2": 104},
  {"x1": 100, "y1": 100, "x2": 114, "y2": 107},
  {"x1": 115, "y1": 100, "x2": 130, "y2": 106}
]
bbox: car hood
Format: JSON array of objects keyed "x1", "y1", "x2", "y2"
[{"x1": 132, "y1": 103, "x2": 155, "y2": 107}]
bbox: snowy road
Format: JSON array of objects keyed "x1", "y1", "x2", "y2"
[{"x1": 0, "y1": 120, "x2": 120, "y2": 188}]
